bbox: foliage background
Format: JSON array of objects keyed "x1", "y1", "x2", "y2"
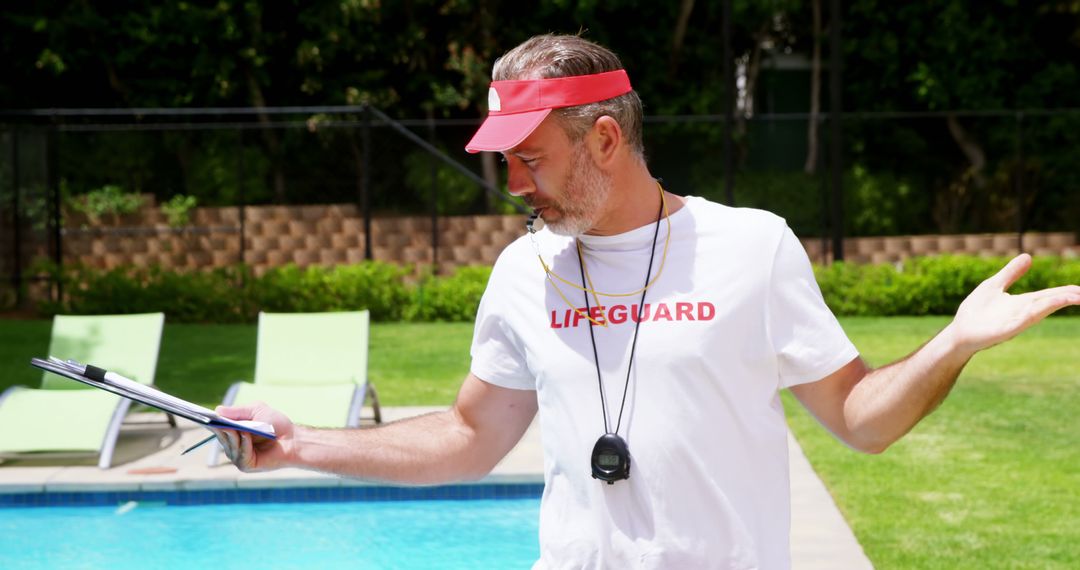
[
  {"x1": 30, "y1": 255, "x2": 1080, "y2": 323},
  {"x1": 1, "y1": 1, "x2": 1078, "y2": 237}
]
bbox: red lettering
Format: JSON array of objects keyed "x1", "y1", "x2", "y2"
[
  {"x1": 609, "y1": 305, "x2": 628, "y2": 324},
  {"x1": 551, "y1": 302, "x2": 716, "y2": 327},
  {"x1": 550, "y1": 310, "x2": 562, "y2": 329},
  {"x1": 630, "y1": 303, "x2": 651, "y2": 323},
  {"x1": 589, "y1": 306, "x2": 606, "y2": 325},
  {"x1": 572, "y1": 308, "x2": 585, "y2": 327}
]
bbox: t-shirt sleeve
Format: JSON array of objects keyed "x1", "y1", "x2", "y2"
[
  {"x1": 767, "y1": 227, "x2": 859, "y2": 388},
  {"x1": 469, "y1": 284, "x2": 536, "y2": 391}
]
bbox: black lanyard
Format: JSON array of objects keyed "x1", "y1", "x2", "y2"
[{"x1": 578, "y1": 195, "x2": 664, "y2": 483}]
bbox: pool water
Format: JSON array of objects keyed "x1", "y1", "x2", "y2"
[{"x1": 0, "y1": 498, "x2": 540, "y2": 569}]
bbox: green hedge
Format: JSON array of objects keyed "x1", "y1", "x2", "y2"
[
  {"x1": 815, "y1": 255, "x2": 1080, "y2": 316},
  {"x1": 408, "y1": 266, "x2": 494, "y2": 322},
  {"x1": 39, "y1": 261, "x2": 489, "y2": 323},
  {"x1": 34, "y1": 255, "x2": 1078, "y2": 323}
]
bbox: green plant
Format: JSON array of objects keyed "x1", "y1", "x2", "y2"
[
  {"x1": 67, "y1": 184, "x2": 144, "y2": 225},
  {"x1": 249, "y1": 262, "x2": 412, "y2": 320},
  {"x1": 40, "y1": 263, "x2": 250, "y2": 323},
  {"x1": 814, "y1": 255, "x2": 1080, "y2": 317},
  {"x1": 408, "y1": 265, "x2": 492, "y2": 322},
  {"x1": 160, "y1": 194, "x2": 198, "y2": 228}
]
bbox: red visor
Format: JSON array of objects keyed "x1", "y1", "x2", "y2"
[{"x1": 465, "y1": 69, "x2": 632, "y2": 153}]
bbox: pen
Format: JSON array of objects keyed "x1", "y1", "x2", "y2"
[{"x1": 181, "y1": 434, "x2": 217, "y2": 455}]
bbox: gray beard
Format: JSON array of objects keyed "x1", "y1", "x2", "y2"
[{"x1": 546, "y1": 149, "x2": 613, "y2": 236}]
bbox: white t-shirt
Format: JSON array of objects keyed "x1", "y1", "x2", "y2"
[{"x1": 470, "y1": 196, "x2": 858, "y2": 570}]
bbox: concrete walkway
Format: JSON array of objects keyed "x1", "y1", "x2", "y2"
[
  {"x1": 0, "y1": 407, "x2": 872, "y2": 568},
  {"x1": 787, "y1": 431, "x2": 874, "y2": 570}
]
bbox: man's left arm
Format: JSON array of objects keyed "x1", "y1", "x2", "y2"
[{"x1": 791, "y1": 254, "x2": 1080, "y2": 454}]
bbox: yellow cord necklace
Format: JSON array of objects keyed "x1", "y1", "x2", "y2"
[{"x1": 529, "y1": 182, "x2": 671, "y2": 327}]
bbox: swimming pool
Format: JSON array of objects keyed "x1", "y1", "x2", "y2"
[{"x1": 0, "y1": 485, "x2": 541, "y2": 569}]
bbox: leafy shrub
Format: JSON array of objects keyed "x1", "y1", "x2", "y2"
[
  {"x1": 67, "y1": 185, "x2": 144, "y2": 225},
  {"x1": 41, "y1": 264, "x2": 249, "y2": 323},
  {"x1": 41, "y1": 261, "x2": 448, "y2": 323},
  {"x1": 815, "y1": 255, "x2": 1080, "y2": 316},
  {"x1": 407, "y1": 266, "x2": 492, "y2": 322},
  {"x1": 34, "y1": 255, "x2": 1079, "y2": 323},
  {"x1": 160, "y1": 194, "x2": 198, "y2": 228},
  {"x1": 249, "y1": 262, "x2": 412, "y2": 320}
]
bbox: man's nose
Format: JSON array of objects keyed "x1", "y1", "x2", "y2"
[{"x1": 505, "y1": 157, "x2": 534, "y2": 197}]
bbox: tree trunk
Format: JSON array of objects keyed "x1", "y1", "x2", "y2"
[
  {"x1": 804, "y1": 0, "x2": 822, "y2": 174},
  {"x1": 933, "y1": 114, "x2": 988, "y2": 232},
  {"x1": 735, "y1": 22, "x2": 770, "y2": 140},
  {"x1": 945, "y1": 113, "x2": 987, "y2": 189},
  {"x1": 733, "y1": 22, "x2": 769, "y2": 167},
  {"x1": 244, "y1": 69, "x2": 288, "y2": 204},
  {"x1": 668, "y1": 0, "x2": 696, "y2": 80}
]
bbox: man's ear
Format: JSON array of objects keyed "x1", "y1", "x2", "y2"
[{"x1": 587, "y1": 116, "x2": 623, "y2": 169}]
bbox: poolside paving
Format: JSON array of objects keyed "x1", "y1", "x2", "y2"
[{"x1": 0, "y1": 406, "x2": 872, "y2": 568}]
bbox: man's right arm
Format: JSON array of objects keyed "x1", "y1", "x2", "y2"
[{"x1": 213, "y1": 373, "x2": 538, "y2": 485}]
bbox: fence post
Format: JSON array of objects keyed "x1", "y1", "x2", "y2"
[
  {"x1": 362, "y1": 105, "x2": 373, "y2": 261},
  {"x1": 426, "y1": 111, "x2": 439, "y2": 270},
  {"x1": 817, "y1": 116, "x2": 830, "y2": 264},
  {"x1": 46, "y1": 124, "x2": 62, "y2": 303},
  {"x1": 829, "y1": 0, "x2": 845, "y2": 262},
  {"x1": 10, "y1": 128, "x2": 20, "y2": 306},
  {"x1": 1014, "y1": 111, "x2": 1025, "y2": 253},
  {"x1": 721, "y1": 0, "x2": 735, "y2": 206},
  {"x1": 237, "y1": 129, "x2": 247, "y2": 268}
]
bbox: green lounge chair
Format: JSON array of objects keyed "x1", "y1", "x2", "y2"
[
  {"x1": 208, "y1": 310, "x2": 381, "y2": 466},
  {"x1": 0, "y1": 313, "x2": 169, "y2": 469}
]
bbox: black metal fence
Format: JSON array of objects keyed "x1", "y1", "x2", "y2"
[{"x1": 2, "y1": 105, "x2": 1079, "y2": 310}]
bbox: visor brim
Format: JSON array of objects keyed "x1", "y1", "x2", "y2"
[{"x1": 465, "y1": 109, "x2": 552, "y2": 153}]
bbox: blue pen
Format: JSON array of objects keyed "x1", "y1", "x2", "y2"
[{"x1": 181, "y1": 434, "x2": 217, "y2": 455}]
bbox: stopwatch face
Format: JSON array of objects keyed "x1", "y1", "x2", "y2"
[{"x1": 591, "y1": 433, "x2": 630, "y2": 483}]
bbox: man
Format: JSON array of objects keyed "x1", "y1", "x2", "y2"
[{"x1": 214, "y1": 35, "x2": 1080, "y2": 569}]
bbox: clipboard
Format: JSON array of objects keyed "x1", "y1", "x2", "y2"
[{"x1": 30, "y1": 357, "x2": 276, "y2": 440}]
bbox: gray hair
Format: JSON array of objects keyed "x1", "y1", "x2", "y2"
[{"x1": 492, "y1": 34, "x2": 645, "y2": 159}]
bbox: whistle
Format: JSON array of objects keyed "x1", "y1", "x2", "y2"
[{"x1": 526, "y1": 212, "x2": 545, "y2": 234}]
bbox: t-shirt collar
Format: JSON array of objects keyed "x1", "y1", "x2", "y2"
[{"x1": 576, "y1": 196, "x2": 695, "y2": 253}]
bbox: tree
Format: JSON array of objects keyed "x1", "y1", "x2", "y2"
[{"x1": 844, "y1": 0, "x2": 1080, "y2": 233}]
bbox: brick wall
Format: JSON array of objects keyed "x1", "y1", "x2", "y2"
[
  {"x1": 60, "y1": 202, "x2": 527, "y2": 274},
  {"x1": 800, "y1": 232, "x2": 1077, "y2": 265},
  {"x1": 51, "y1": 201, "x2": 1079, "y2": 272}
]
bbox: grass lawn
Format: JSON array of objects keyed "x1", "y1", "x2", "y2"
[
  {"x1": 785, "y1": 316, "x2": 1080, "y2": 569},
  {"x1": 1, "y1": 316, "x2": 1078, "y2": 567}
]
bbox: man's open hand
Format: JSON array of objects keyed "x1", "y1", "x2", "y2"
[{"x1": 948, "y1": 254, "x2": 1080, "y2": 354}]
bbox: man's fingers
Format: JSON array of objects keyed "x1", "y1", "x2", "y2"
[
  {"x1": 214, "y1": 428, "x2": 240, "y2": 462},
  {"x1": 1022, "y1": 284, "x2": 1080, "y2": 302},
  {"x1": 213, "y1": 428, "x2": 234, "y2": 450},
  {"x1": 987, "y1": 253, "x2": 1032, "y2": 291},
  {"x1": 239, "y1": 431, "x2": 254, "y2": 468},
  {"x1": 1028, "y1": 292, "x2": 1080, "y2": 322},
  {"x1": 216, "y1": 403, "x2": 258, "y2": 421}
]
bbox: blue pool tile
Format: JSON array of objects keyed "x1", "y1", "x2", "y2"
[{"x1": 0, "y1": 482, "x2": 544, "y2": 508}]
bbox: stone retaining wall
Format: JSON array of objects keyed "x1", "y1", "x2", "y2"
[
  {"x1": 30, "y1": 202, "x2": 1080, "y2": 273},
  {"x1": 800, "y1": 232, "x2": 1077, "y2": 265},
  {"x1": 59, "y1": 203, "x2": 527, "y2": 274}
]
